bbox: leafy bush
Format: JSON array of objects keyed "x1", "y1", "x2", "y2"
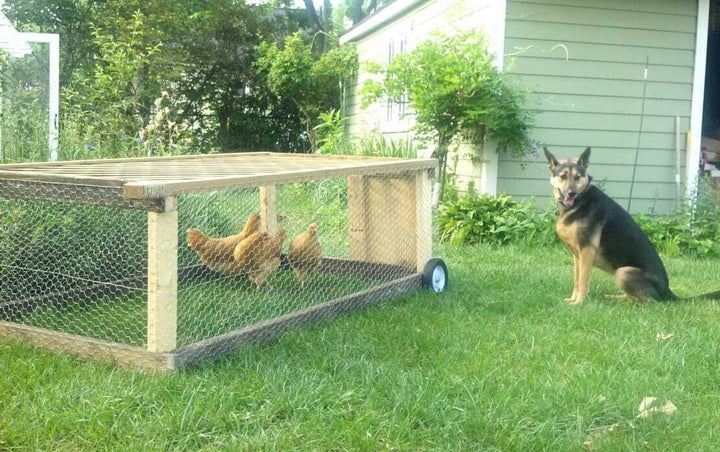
[
  {"x1": 634, "y1": 178, "x2": 720, "y2": 258},
  {"x1": 256, "y1": 32, "x2": 358, "y2": 151},
  {"x1": 439, "y1": 187, "x2": 720, "y2": 259},
  {"x1": 437, "y1": 194, "x2": 556, "y2": 246},
  {"x1": 362, "y1": 30, "x2": 536, "y2": 201}
]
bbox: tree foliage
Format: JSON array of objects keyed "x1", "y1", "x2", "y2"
[
  {"x1": 256, "y1": 31, "x2": 358, "y2": 150},
  {"x1": 362, "y1": 30, "x2": 535, "y2": 199},
  {"x1": 340, "y1": 0, "x2": 395, "y2": 26},
  {"x1": 2, "y1": 0, "x2": 359, "y2": 157}
]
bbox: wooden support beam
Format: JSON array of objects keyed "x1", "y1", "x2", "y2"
[
  {"x1": 259, "y1": 185, "x2": 277, "y2": 232},
  {"x1": 147, "y1": 196, "x2": 178, "y2": 353},
  {"x1": 415, "y1": 169, "x2": 433, "y2": 272}
]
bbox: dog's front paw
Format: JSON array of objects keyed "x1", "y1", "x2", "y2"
[{"x1": 568, "y1": 298, "x2": 585, "y2": 305}]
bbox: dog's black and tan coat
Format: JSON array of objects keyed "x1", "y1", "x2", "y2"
[{"x1": 544, "y1": 146, "x2": 720, "y2": 304}]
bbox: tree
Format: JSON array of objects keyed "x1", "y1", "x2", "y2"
[
  {"x1": 62, "y1": 11, "x2": 167, "y2": 157},
  {"x1": 3, "y1": 0, "x2": 98, "y2": 87},
  {"x1": 4, "y1": 0, "x2": 353, "y2": 156},
  {"x1": 342, "y1": 0, "x2": 394, "y2": 26},
  {"x1": 363, "y1": 31, "x2": 535, "y2": 200},
  {"x1": 256, "y1": 31, "x2": 358, "y2": 150}
]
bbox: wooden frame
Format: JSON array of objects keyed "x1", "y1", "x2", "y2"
[{"x1": 0, "y1": 153, "x2": 437, "y2": 372}]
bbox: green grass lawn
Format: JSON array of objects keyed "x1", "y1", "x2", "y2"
[{"x1": 2, "y1": 243, "x2": 720, "y2": 450}]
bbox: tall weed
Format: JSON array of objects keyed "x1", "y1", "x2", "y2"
[
  {"x1": 634, "y1": 177, "x2": 720, "y2": 258},
  {"x1": 315, "y1": 110, "x2": 415, "y2": 158}
]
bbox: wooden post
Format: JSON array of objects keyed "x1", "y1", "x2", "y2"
[
  {"x1": 348, "y1": 174, "x2": 416, "y2": 266},
  {"x1": 147, "y1": 196, "x2": 178, "y2": 353},
  {"x1": 348, "y1": 175, "x2": 369, "y2": 261},
  {"x1": 259, "y1": 185, "x2": 277, "y2": 232},
  {"x1": 415, "y1": 169, "x2": 432, "y2": 272}
]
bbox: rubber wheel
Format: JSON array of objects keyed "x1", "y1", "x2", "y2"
[{"x1": 422, "y1": 258, "x2": 448, "y2": 293}]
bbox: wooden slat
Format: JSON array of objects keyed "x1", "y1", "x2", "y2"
[
  {"x1": 123, "y1": 160, "x2": 437, "y2": 199},
  {"x1": 0, "y1": 153, "x2": 437, "y2": 201},
  {"x1": 0, "y1": 321, "x2": 174, "y2": 373}
]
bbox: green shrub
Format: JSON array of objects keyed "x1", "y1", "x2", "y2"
[
  {"x1": 439, "y1": 187, "x2": 720, "y2": 259},
  {"x1": 634, "y1": 178, "x2": 720, "y2": 258},
  {"x1": 437, "y1": 193, "x2": 555, "y2": 246}
]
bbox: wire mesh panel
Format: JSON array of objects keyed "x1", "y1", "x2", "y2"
[
  {"x1": 0, "y1": 198, "x2": 148, "y2": 344},
  {"x1": 175, "y1": 174, "x2": 427, "y2": 364},
  {"x1": 0, "y1": 153, "x2": 437, "y2": 371}
]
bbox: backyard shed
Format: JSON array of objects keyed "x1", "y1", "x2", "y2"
[
  {"x1": 341, "y1": 0, "x2": 718, "y2": 214},
  {"x1": 0, "y1": 153, "x2": 440, "y2": 372}
]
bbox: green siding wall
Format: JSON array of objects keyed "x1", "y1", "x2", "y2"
[{"x1": 501, "y1": 0, "x2": 698, "y2": 214}]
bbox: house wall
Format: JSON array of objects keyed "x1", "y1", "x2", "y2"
[
  {"x1": 502, "y1": 0, "x2": 698, "y2": 214},
  {"x1": 343, "y1": 0, "x2": 506, "y2": 151}
]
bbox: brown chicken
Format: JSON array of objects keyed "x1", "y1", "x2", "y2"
[
  {"x1": 233, "y1": 228, "x2": 287, "y2": 290},
  {"x1": 187, "y1": 212, "x2": 261, "y2": 275},
  {"x1": 287, "y1": 223, "x2": 322, "y2": 287}
]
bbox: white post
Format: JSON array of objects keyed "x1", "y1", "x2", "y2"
[
  {"x1": 18, "y1": 32, "x2": 59, "y2": 162},
  {"x1": 47, "y1": 34, "x2": 59, "y2": 162},
  {"x1": 687, "y1": 0, "x2": 710, "y2": 203},
  {"x1": 480, "y1": 148, "x2": 499, "y2": 196}
]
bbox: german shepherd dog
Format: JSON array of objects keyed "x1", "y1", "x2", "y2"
[{"x1": 544, "y1": 146, "x2": 720, "y2": 304}]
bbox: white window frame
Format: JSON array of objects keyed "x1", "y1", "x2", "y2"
[{"x1": 381, "y1": 35, "x2": 410, "y2": 133}]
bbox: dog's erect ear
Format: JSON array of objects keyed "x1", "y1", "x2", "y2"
[
  {"x1": 543, "y1": 147, "x2": 558, "y2": 171},
  {"x1": 579, "y1": 147, "x2": 591, "y2": 169}
]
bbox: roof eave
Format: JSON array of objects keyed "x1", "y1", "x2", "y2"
[{"x1": 339, "y1": 0, "x2": 428, "y2": 45}]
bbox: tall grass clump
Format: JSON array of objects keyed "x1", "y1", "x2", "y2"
[{"x1": 314, "y1": 109, "x2": 416, "y2": 159}]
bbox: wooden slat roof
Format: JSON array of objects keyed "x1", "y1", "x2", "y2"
[{"x1": 0, "y1": 152, "x2": 437, "y2": 200}]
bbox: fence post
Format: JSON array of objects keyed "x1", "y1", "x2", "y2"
[
  {"x1": 147, "y1": 196, "x2": 178, "y2": 353},
  {"x1": 415, "y1": 169, "x2": 432, "y2": 273}
]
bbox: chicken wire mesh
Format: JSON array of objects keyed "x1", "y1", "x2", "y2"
[
  {"x1": 0, "y1": 170, "x2": 433, "y2": 370},
  {"x1": 0, "y1": 197, "x2": 148, "y2": 344},
  {"x1": 177, "y1": 176, "x2": 424, "y2": 353}
]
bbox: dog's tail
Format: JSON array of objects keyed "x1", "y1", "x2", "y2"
[
  {"x1": 663, "y1": 288, "x2": 720, "y2": 301},
  {"x1": 690, "y1": 289, "x2": 720, "y2": 300}
]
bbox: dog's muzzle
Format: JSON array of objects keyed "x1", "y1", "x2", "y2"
[{"x1": 558, "y1": 189, "x2": 577, "y2": 207}]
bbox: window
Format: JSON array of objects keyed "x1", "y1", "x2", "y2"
[{"x1": 383, "y1": 36, "x2": 409, "y2": 131}]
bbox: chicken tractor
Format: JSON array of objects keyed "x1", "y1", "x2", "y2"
[{"x1": 0, "y1": 153, "x2": 447, "y2": 371}]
